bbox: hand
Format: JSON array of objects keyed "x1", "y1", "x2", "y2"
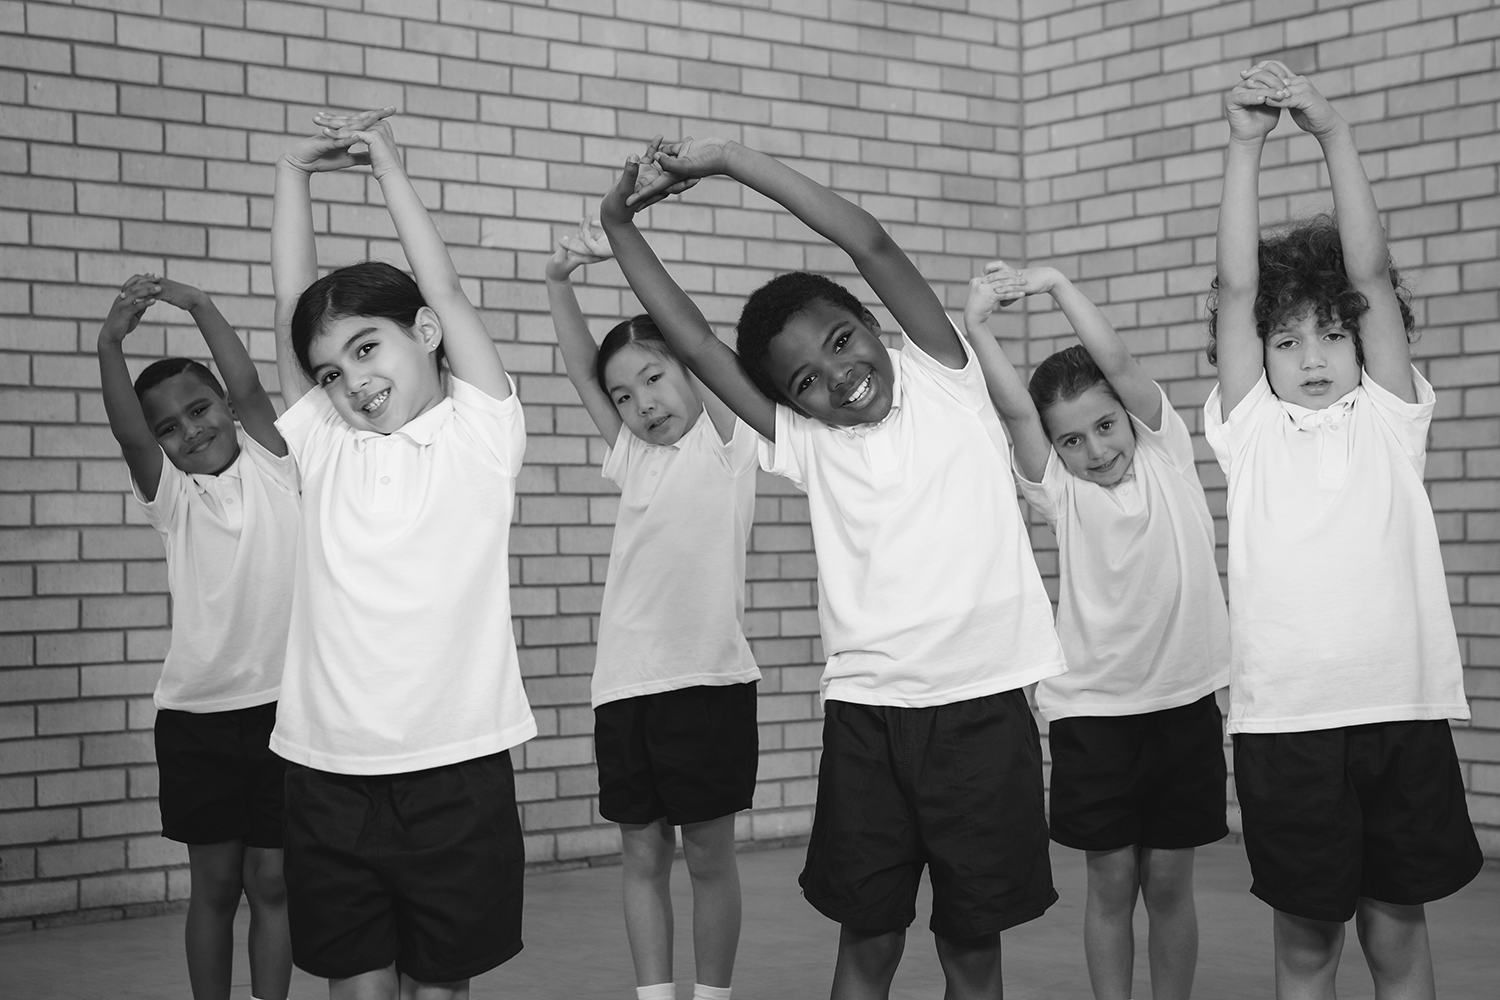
[
  {"x1": 326, "y1": 116, "x2": 403, "y2": 181},
  {"x1": 281, "y1": 131, "x2": 369, "y2": 174},
  {"x1": 312, "y1": 106, "x2": 396, "y2": 133},
  {"x1": 1225, "y1": 61, "x2": 1287, "y2": 142},
  {"x1": 100, "y1": 274, "x2": 160, "y2": 344},
  {"x1": 601, "y1": 156, "x2": 651, "y2": 226},
  {"x1": 625, "y1": 136, "x2": 730, "y2": 207},
  {"x1": 149, "y1": 276, "x2": 206, "y2": 312},
  {"x1": 1262, "y1": 66, "x2": 1344, "y2": 139},
  {"x1": 983, "y1": 261, "x2": 1056, "y2": 301},
  {"x1": 546, "y1": 216, "x2": 613, "y2": 281}
]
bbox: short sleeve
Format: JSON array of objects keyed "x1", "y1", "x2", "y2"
[
  {"x1": 898, "y1": 319, "x2": 988, "y2": 411},
  {"x1": 241, "y1": 432, "x2": 300, "y2": 495},
  {"x1": 1361, "y1": 365, "x2": 1435, "y2": 462},
  {"x1": 450, "y1": 375, "x2": 526, "y2": 475},
  {"x1": 601, "y1": 422, "x2": 635, "y2": 487},
  {"x1": 1205, "y1": 374, "x2": 1275, "y2": 474},
  {"x1": 131, "y1": 449, "x2": 183, "y2": 530},
  {"x1": 1133, "y1": 385, "x2": 1195, "y2": 473},
  {"x1": 759, "y1": 403, "x2": 810, "y2": 491},
  {"x1": 275, "y1": 388, "x2": 342, "y2": 472},
  {"x1": 1015, "y1": 448, "x2": 1067, "y2": 527}
]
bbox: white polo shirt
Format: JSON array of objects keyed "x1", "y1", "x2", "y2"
[
  {"x1": 592, "y1": 412, "x2": 761, "y2": 708},
  {"x1": 271, "y1": 377, "x2": 536, "y2": 774},
  {"x1": 1205, "y1": 369, "x2": 1469, "y2": 734},
  {"x1": 135, "y1": 432, "x2": 299, "y2": 713},
  {"x1": 759, "y1": 328, "x2": 1066, "y2": 707},
  {"x1": 1019, "y1": 387, "x2": 1229, "y2": 721}
]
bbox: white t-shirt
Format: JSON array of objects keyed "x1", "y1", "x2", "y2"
[
  {"x1": 592, "y1": 412, "x2": 761, "y2": 708},
  {"x1": 1019, "y1": 387, "x2": 1229, "y2": 721},
  {"x1": 271, "y1": 378, "x2": 536, "y2": 774},
  {"x1": 759, "y1": 328, "x2": 1066, "y2": 707},
  {"x1": 135, "y1": 432, "x2": 299, "y2": 713},
  {"x1": 1205, "y1": 369, "x2": 1469, "y2": 734}
]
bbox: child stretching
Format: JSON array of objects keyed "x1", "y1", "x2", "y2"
[
  {"x1": 964, "y1": 263, "x2": 1230, "y2": 1000},
  {"x1": 270, "y1": 109, "x2": 534, "y2": 1000},
  {"x1": 547, "y1": 219, "x2": 761, "y2": 1000},
  {"x1": 98, "y1": 276, "x2": 296, "y2": 1000},
  {"x1": 1209, "y1": 62, "x2": 1481, "y2": 998},
  {"x1": 603, "y1": 138, "x2": 1066, "y2": 1000}
]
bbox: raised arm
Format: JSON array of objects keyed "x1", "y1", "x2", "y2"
[
  {"x1": 963, "y1": 271, "x2": 1052, "y2": 482},
  {"x1": 338, "y1": 117, "x2": 509, "y2": 401},
  {"x1": 1269, "y1": 64, "x2": 1415, "y2": 402},
  {"x1": 648, "y1": 139, "x2": 965, "y2": 369},
  {"x1": 97, "y1": 275, "x2": 165, "y2": 498},
  {"x1": 546, "y1": 221, "x2": 623, "y2": 441},
  {"x1": 153, "y1": 278, "x2": 286, "y2": 456},
  {"x1": 1214, "y1": 64, "x2": 1287, "y2": 417},
  {"x1": 600, "y1": 158, "x2": 776, "y2": 440}
]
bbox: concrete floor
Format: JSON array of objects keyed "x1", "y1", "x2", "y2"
[{"x1": 1, "y1": 841, "x2": 1495, "y2": 999}]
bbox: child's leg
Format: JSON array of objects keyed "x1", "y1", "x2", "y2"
[
  {"x1": 1083, "y1": 846, "x2": 1139, "y2": 1000},
  {"x1": 328, "y1": 964, "x2": 471, "y2": 1000},
  {"x1": 621, "y1": 818, "x2": 678, "y2": 986},
  {"x1": 1138, "y1": 847, "x2": 1197, "y2": 1000},
  {"x1": 1354, "y1": 899, "x2": 1434, "y2": 1000},
  {"x1": 1272, "y1": 910, "x2": 1343, "y2": 1000},
  {"x1": 680, "y1": 814, "x2": 741, "y2": 988},
  {"x1": 831, "y1": 926, "x2": 905, "y2": 1000},
  {"x1": 186, "y1": 839, "x2": 246, "y2": 1000},
  {"x1": 933, "y1": 932, "x2": 1002, "y2": 1000},
  {"x1": 242, "y1": 846, "x2": 292, "y2": 1000}
]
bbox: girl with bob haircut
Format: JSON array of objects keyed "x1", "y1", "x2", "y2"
[
  {"x1": 965, "y1": 262, "x2": 1230, "y2": 1000},
  {"x1": 1208, "y1": 61, "x2": 1480, "y2": 999},
  {"x1": 545, "y1": 217, "x2": 760, "y2": 1000},
  {"x1": 268, "y1": 108, "x2": 535, "y2": 1000}
]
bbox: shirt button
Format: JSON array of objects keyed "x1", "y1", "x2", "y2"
[{"x1": 380, "y1": 476, "x2": 391, "y2": 484}]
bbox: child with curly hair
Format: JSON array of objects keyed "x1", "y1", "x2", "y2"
[{"x1": 1208, "y1": 61, "x2": 1481, "y2": 999}]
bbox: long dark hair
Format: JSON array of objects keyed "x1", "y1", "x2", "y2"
[{"x1": 290, "y1": 261, "x2": 442, "y2": 381}]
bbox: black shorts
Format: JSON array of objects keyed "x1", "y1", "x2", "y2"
[
  {"x1": 154, "y1": 701, "x2": 285, "y2": 848},
  {"x1": 283, "y1": 751, "x2": 525, "y2": 983},
  {"x1": 1234, "y1": 719, "x2": 1483, "y2": 923},
  {"x1": 1048, "y1": 693, "x2": 1228, "y2": 852},
  {"x1": 799, "y1": 690, "x2": 1057, "y2": 940},
  {"x1": 595, "y1": 681, "x2": 758, "y2": 826}
]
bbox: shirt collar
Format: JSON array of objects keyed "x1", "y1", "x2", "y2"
[
  {"x1": 352, "y1": 397, "x2": 454, "y2": 448},
  {"x1": 187, "y1": 431, "x2": 244, "y2": 491},
  {"x1": 1279, "y1": 386, "x2": 1358, "y2": 431},
  {"x1": 834, "y1": 348, "x2": 903, "y2": 437}
]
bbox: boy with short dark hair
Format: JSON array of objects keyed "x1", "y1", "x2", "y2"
[
  {"x1": 601, "y1": 139, "x2": 1067, "y2": 1000},
  {"x1": 98, "y1": 274, "x2": 298, "y2": 1000}
]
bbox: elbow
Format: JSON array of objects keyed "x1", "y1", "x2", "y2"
[{"x1": 844, "y1": 212, "x2": 897, "y2": 263}]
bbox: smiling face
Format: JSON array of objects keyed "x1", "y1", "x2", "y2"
[
  {"x1": 603, "y1": 342, "x2": 702, "y2": 446},
  {"x1": 1042, "y1": 383, "x2": 1138, "y2": 487},
  {"x1": 1263, "y1": 309, "x2": 1361, "y2": 410},
  {"x1": 140, "y1": 372, "x2": 241, "y2": 476},
  {"x1": 764, "y1": 299, "x2": 896, "y2": 427},
  {"x1": 307, "y1": 310, "x2": 445, "y2": 433}
]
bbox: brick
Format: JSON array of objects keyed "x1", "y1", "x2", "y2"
[
  {"x1": 0, "y1": 880, "x2": 76, "y2": 919},
  {"x1": 79, "y1": 870, "x2": 165, "y2": 908},
  {"x1": 0, "y1": 737, "x2": 79, "y2": 775}
]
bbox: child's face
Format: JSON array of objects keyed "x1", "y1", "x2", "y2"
[
  {"x1": 308, "y1": 311, "x2": 444, "y2": 433},
  {"x1": 1264, "y1": 309, "x2": 1360, "y2": 409},
  {"x1": 140, "y1": 373, "x2": 241, "y2": 476},
  {"x1": 764, "y1": 299, "x2": 896, "y2": 426},
  {"x1": 1043, "y1": 383, "x2": 1137, "y2": 487},
  {"x1": 603, "y1": 342, "x2": 702, "y2": 446}
]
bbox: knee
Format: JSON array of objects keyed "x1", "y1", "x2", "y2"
[
  {"x1": 1275, "y1": 913, "x2": 1342, "y2": 973},
  {"x1": 1086, "y1": 853, "x2": 1139, "y2": 910},
  {"x1": 683, "y1": 841, "x2": 735, "y2": 884},
  {"x1": 934, "y1": 931, "x2": 1001, "y2": 973},
  {"x1": 621, "y1": 824, "x2": 675, "y2": 881},
  {"x1": 192, "y1": 866, "x2": 244, "y2": 911},
  {"x1": 839, "y1": 927, "x2": 905, "y2": 976},
  {"x1": 1141, "y1": 872, "x2": 1193, "y2": 915}
]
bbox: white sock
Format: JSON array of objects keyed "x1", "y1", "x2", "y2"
[
  {"x1": 637, "y1": 985, "x2": 675, "y2": 1000},
  {"x1": 693, "y1": 986, "x2": 731, "y2": 1000}
]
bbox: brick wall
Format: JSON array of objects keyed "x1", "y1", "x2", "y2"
[
  {"x1": 0, "y1": 0, "x2": 1021, "y2": 927},
  {"x1": 1017, "y1": 0, "x2": 1500, "y2": 857}
]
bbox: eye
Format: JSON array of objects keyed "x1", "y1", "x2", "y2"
[
  {"x1": 647, "y1": 373, "x2": 661, "y2": 384},
  {"x1": 834, "y1": 332, "x2": 850, "y2": 352},
  {"x1": 156, "y1": 424, "x2": 175, "y2": 438},
  {"x1": 1099, "y1": 420, "x2": 1114, "y2": 431},
  {"x1": 1273, "y1": 338, "x2": 1296, "y2": 349},
  {"x1": 192, "y1": 405, "x2": 208, "y2": 416},
  {"x1": 357, "y1": 342, "x2": 374, "y2": 358},
  {"x1": 1325, "y1": 331, "x2": 1346, "y2": 341},
  {"x1": 615, "y1": 393, "x2": 630, "y2": 405},
  {"x1": 1061, "y1": 435, "x2": 1080, "y2": 448},
  {"x1": 319, "y1": 371, "x2": 340, "y2": 386},
  {"x1": 797, "y1": 374, "x2": 817, "y2": 394}
]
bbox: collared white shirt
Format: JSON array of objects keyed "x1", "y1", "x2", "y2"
[
  {"x1": 135, "y1": 432, "x2": 300, "y2": 712},
  {"x1": 760, "y1": 327, "x2": 1066, "y2": 707},
  {"x1": 271, "y1": 377, "x2": 536, "y2": 774},
  {"x1": 591, "y1": 411, "x2": 761, "y2": 708},
  {"x1": 1205, "y1": 369, "x2": 1468, "y2": 734},
  {"x1": 1020, "y1": 386, "x2": 1230, "y2": 721}
]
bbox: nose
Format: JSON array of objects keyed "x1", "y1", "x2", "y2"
[
  {"x1": 1086, "y1": 435, "x2": 1107, "y2": 460},
  {"x1": 831, "y1": 363, "x2": 855, "y2": 393},
  {"x1": 345, "y1": 370, "x2": 370, "y2": 393},
  {"x1": 1302, "y1": 340, "x2": 1326, "y2": 368}
]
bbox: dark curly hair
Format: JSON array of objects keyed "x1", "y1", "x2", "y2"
[
  {"x1": 1028, "y1": 345, "x2": 1121, "y2": 434},
  {"x1": 1205, "y1": 215, "x2": 1414, "y2": 367},
  {"x1": 291, "y1": 261, "x2": 444, "y2": 382},
  {"x1": 134, "y1": 357, "x2": 225, "y2": 402},
  {"x1": 735, "y1": 272, "x2": 871, "y2": 405}
]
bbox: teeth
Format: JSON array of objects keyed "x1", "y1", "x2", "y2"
[
  {"x1": 362, "y1": 389, "x2": 389, "y2": 412},
  {"x1": 847, "y1": 374, "x2": 871, "y2": 404}
]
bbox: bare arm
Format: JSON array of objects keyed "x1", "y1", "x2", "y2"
[
  {"x1": 1269, "y1": 66, "x2": 1415, "y2": 402},
  {"x1": 600, "y1": 158, "x2": 776, "y2": 440},
  {"x1": 964, "y1": 272, "x2": 1052, "y2": 482},
  {"x1": 153, "y1": 279, "x2": 286, "y2": 456},
  {"x1": 97, "y1": 275, "x2": 164, "y2": 499},
  {"x1": 342, "y1": 118, "x2": 510, "y2": 401},
  {"x1": 649, "y1": 139, "x2": 965, "y2": 369},
  {"x1": 545, "y1": 234, "x2": 623, "y2": 441}
]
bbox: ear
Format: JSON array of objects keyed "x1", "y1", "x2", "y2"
[
  {"x1": 860, "y1": 307, "x2": 882, "y2": 337},
  {"x1": 226, "y1": 397, "x2": 239, "y2": 420},
  {"x1": 413, "y1": 306, "x2": 443, "y2": 353}
]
